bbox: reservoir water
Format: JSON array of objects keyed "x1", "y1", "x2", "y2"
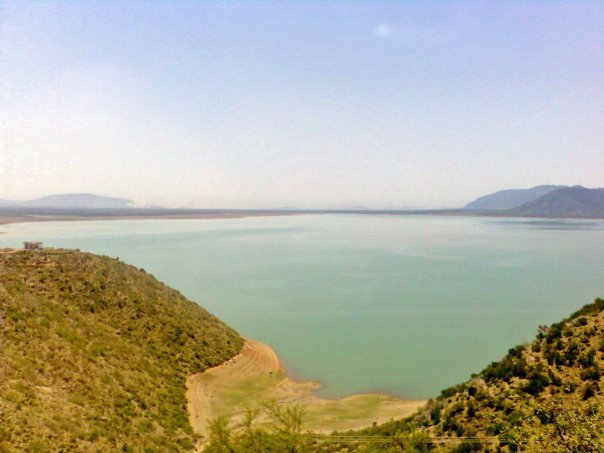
[{"x1": 1, "y1": 214, "x2": 603, "y2": 399}]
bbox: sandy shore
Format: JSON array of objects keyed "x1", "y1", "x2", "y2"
[{"x1": 186, "y1": 339, "x2": 426, "y2": 441}]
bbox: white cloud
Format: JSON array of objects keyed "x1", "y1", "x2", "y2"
[
  {"x1": 374, "y1": 22, "x2": 454, "y2": 44},
  {"x1": 374, "y1": 23, "x2": 395, "y2": 39}
]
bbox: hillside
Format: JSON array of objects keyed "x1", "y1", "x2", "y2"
[
  {"x1": 349, "y1": 298, "x2": 604, "y2": 452},
  {"x1": 0, "y1": 249, "x2": 243, "y2": 451},
  {"x1": 0, "y1": 194, "x2": 133, "y2": 209},
  {"x1": 508, "y1": 186, "x2": 604, "y2": 218},
  {"x1": 464, "y1": 186, "x2": 564, "y2": 210}
]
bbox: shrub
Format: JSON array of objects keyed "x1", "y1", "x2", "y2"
[
  {"x1": 430, "y1": 403, "x2": 442, "y2": 424},
  {"x1": 522, "y1": 371, "x2": 550, "y2": 395},
  {"x1": 581, "y1": 383, "x2": 597, "y2": 400},
  {"x1": 580, "y1": 366, "x2": 601, "y2": 382},
  {"x1": 578, "y1": 349, "x2": 596, "y2": 368}
]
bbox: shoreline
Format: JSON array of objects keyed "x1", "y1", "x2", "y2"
[
  {"x1": 2, "y1": 209, "x2": 603, "y2": 229},
  {"x1": 0, "y1": 212, "x2": 300, "y2": 227},
  {"x1": 186, "y1": 339, "x2": 426, "y2": 441}
]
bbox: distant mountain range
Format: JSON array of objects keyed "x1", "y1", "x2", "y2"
[
  {"x1": 1, "y1": 188, "x2": 603, "y2": 218},
  {"x1": 0, "y1": 193, "x2": 133, "y2": 209},
  {"x1": 465, "y1": 185, "x2": 604, "y2": 218},
  {"x1": 464, "y1": 185, "x2": 564, "y2": 210},
  {"x1": 508, "y1": 186, "x2": 604, "y2": 218}
]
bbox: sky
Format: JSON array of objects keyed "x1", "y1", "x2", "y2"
[{"x1": 1, "y1": 0, "x2": 603, "y2": 209}]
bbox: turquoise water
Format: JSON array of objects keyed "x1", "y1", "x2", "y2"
[{"x1": 1, "y1": 215, "x2": 603, "y2": 399}]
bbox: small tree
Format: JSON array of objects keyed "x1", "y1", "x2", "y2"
[
  {"x1": 263, "y1": 401, "x2": 306, "y2": 452},
  {"x1": 206, "y1": 417, "x2": 234, "y2": 453},
  {"x1": 204, "y1": 402, "x2": 309, "y2": 452}
]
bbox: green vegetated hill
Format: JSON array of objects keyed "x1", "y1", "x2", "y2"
[
  {"x1": 348, "y1": 298, "x2": 604, "y2": 452},
  {"x1": 0, "y1": 249, "x2": 243, "y2": 452}
]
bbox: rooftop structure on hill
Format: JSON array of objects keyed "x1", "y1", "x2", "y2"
[{"x1": 24, "y1": 241, "x2": 43, "y2": 250}]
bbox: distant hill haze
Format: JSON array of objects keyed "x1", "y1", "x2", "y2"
[
  {"x1": 508, "y1": 186, "x2": 604, "y2": 218},
  {"x1": 464, "y1": 185, "x2": 604, "y2": 218},
  {"x1": 0, "y1": 193, "x2": 133, "y2": 209},
  {"x1": 464, "y1": 185, "x2": 565, "y2": 210}
]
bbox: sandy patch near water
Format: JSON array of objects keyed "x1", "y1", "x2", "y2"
[{"x1": 186, "y1": 339, "x2": 426, "y2": 441}]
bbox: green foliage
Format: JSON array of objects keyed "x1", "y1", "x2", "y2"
[
  {"x1": 429, "y1": 402, "x2": 442, "y2": 424},
  {"x1": 439, "y1": 382, "x2": 467, "y2": 399},
  {"x1": 507, "y1": 397, "x2": 604, "y2": 452},
  {"x1": 205, "y1": 402, "x2": 308, "y2": 453},
  {"x1": 381, "y1": 430, "x2": 432, "y2": 452},
  {"x1": 482, "y1": 355, "x2": 528, "y2": 382},
  {"x1": 569, "y1": 298, "x2": 604, "y2": 320},
  {"x1": 522, "y1": 370, "x2": 550, "y2": 395},
  {"x1": 0, "y1": 249, "x2": 243, "y2": 451},
  {"x1": 207, "y1": 417, "x2": 234, "y2": 452}
]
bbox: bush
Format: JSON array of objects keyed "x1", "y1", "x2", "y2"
[
  {"x1": 508, "y1": 345, "x2": 525, "y2": 358},
  {"x1": 440, "y1": 383, "x2": 467, "y2": 399},
  {"x1": 430, "y1": 403, "x2": 442, "y2": 424},
  {"x1": 522, "y1": 371, "x2": 550, "y2": 395},
  {"x1": 575, "y1": 316, "x2": 588, "y2": 326},
  {"x1": 578, "y1": 349, "x2": 596, "y2": 368},
  {"x1": 483, "y1": 355, "x2": 528, "y2": 382},
  {"x1": 581, "y1": 383, "x2": 597, "y2": 400},
  {"x1": 580, "y1": 366, "x2": 601, "y2": 382}
]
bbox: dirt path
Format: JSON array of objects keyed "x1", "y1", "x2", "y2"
[{"x1": 186, "y1": 339, "x2": 426, "y2": 441}]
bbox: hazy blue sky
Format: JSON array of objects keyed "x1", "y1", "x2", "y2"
[{"x1": 1, "y1": 1, "x2": 602, "y2": 208}]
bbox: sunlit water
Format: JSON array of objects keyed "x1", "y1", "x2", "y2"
[{"x1": 1, "y1": 215, "x2": 603, "y2": 399}]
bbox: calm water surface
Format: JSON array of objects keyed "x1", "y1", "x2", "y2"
[{"x1": 1, "y1": 215, "x2": 603, "y2": 399}]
